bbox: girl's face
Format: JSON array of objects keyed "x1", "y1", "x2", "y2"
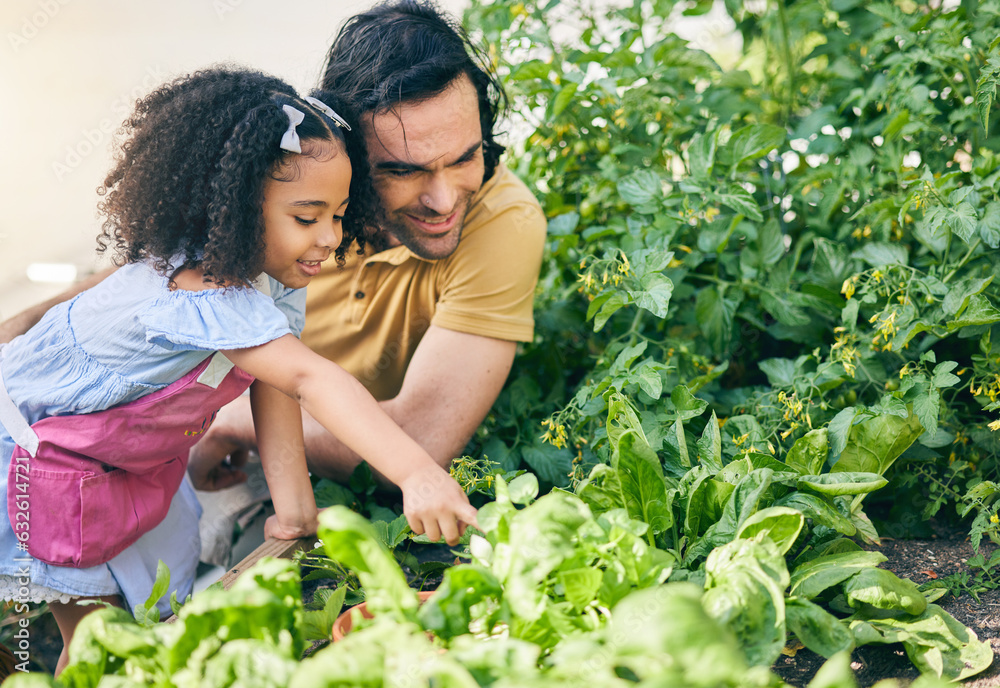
[{"x1": 261, "y1": 141, "x2": 351, "y2": 290}]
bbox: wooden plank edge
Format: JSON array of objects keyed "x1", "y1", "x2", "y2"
[{"x1": 163, "y1": 536, "x2": 314, "y2": 624}]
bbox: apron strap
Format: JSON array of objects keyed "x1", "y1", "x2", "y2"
[{"x1": 0, "y1": 344, "x2": 39, "y2": 457}]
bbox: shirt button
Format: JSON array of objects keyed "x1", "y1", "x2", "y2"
[{"x1": 355, "y1": 291, "x2": 365, "y2": 299}]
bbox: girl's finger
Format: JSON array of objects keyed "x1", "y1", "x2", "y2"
[
  {"x1": 440, "y1": 518, "x2": 460, "y2": 546},
  {"x1": 407, "y1": 515, "x2": 425, "y2": 536},
  {"x1": 459, "y1": 504, "x2": 479, "y2": 531},
  {"x1": 423, "y1": 521, "x2": 442, "y2": 543}
]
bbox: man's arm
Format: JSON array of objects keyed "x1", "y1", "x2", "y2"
[
  {"x1": 0, "y1": 267, "x2": 116, "y2": 344},
  {"x1": 189, "y1": 325, "x2": 515, "y2": 488}
]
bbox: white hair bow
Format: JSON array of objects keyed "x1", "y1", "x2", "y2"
[
  {"x1": 303, "y1": 96, "x2": 352, "y2": 131},
  {"x1": 279, "y1": 104, "x2": 305, "y2": 154}
]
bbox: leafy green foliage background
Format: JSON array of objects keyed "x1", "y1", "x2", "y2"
[{"x1": 466, "y1": 0, "x2": 1000, "y2": 549}]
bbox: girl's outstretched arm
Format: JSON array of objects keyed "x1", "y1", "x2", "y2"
[
  {"x1": 248, "y1": 379, "x2": 319, "y2": 539},
  {"x1": 222, "y1": 335, "x2": 478, "y2": 545}
]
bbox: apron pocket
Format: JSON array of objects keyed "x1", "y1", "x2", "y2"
[
  {"x1": 78, "y1": 468, "x2": 141, "y2": 568},
  {"x1": 10, "y1": 461, "x2": 141, "y2": 569}
]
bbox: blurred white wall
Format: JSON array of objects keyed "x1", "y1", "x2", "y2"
[{"x1": 0, "y1": 0, "x2": 468, "y2": 320}]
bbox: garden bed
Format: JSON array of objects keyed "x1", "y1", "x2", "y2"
[{"x1": 774, "y1": 519, "x2": 1000, "y2": 686}]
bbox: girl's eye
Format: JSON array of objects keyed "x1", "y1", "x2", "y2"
[
  {"x1": 333, "y1": 215, "x2": 345, "y2": 222},
  {"x1": 295, "y1": 217, "x2": 317, "y2": 225}
]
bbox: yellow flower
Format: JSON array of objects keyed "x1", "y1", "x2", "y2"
[
  {"x1": 841, "y1": 278, "x2": 855, "y2": 300},
  {"x1": 991, "y1": 513, "x2": 999, "y2": 524},
  {"x1": 988, "y1": 419, "x2": 1000, "y2": 432}
]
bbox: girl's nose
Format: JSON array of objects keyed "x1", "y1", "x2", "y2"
[{"x1": 318, "y1": 222, "x2": 341, "y2": 250}]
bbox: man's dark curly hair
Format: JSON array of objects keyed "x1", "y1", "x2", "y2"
[
  {"x1": 320, "y1": 0, "x2": 508, "y2": 182},
  {"x1": 96, "y1": 66, "x2": 380, "y2": 288}
]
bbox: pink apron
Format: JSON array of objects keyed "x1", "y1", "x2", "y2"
[{"x1": 1, "y1": 353, "x2": 253, "y2": 569}]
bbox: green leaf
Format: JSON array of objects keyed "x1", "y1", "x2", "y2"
[
  {"x1": 913, "y1": 387, "x2": 940, "y2": 435},
  {"x1": 589, "y1": 292, "x2": 627, "y2": 331},
  {"x1": 976, "y1": 51, "x2": 1000, "y2": 132},
  {"x1": 797, "y1": 472, "x2": 888, "y2": 496},
  {"x1": 618, "y1": 169, "x2": 662, "y2": 206},
  {"x1": 557, "y1": 567, "x2": 604, "y2": 611},
  {"x1": 696, "y1": 411, "x2": 724, "y2": 472},
  {"x1": 786, "y1": 597, "x2": 855, "y2": 658},
  {"x1": 832, "y1": 412, "x2": 923, "y2": 476},
  {"x1": 785, "y1": 429, "x2": 829, "y2": 475},
  {"x1": 318, "y1": 507, "x2": 419, "y2": 621},
  {"x1": 614, "y1": 430, "x2": 673, "y2": 534},
  {"x1": 789, "y1": 550, "x2": 888, "y2": 599},
  {"x1": 607, "y1": 584, "x2": 750, "y2": 684},
  {"x1": 313, "y1": 478, "x2": 357, "y2": 509},
  {"x1": 703, "y1": 538, "x2": 789, "y2": 667},
  {"x1": 521, "y1": 444, "x2": 574, "y2": 487},
  {"x1": 418, "y1": 564, "x2": 502, "y2": 639},
  {"x1": 942, "y1": 202, "x2": 978, "y2": 244},
  {"x1": 759, "y1": 358, "x2": 796, "y2": 387},
  {"x1": 715, "y1": 184, "x2": 763, "y2": 221},
  {"x1": 688, "y1": 129, "x2": 717, "y2": 181},
  {"x1": 774, "y1": 492, "x2": 856, "y2": 535},
  {"x1": 636, "y1": 366, "x2": 663, "y2": 399},
  {"x1": 551, "y1": 82, "x2": 579, "y2": 117},
  {"x1": 696, "y1": 287, "x2": 737, "y2": 355},
  {"x1": 851, "y1": 605, "x2": 993, "y2": 681},
  {"x1": 947, "y1": 293, "x2": 1000, "y2": 331},
  {"x1": 941, "y1": 276, "x2": 993, "y2": 317},
  {"x1": 851, "y1": 242, "x2": 908, "y2": 268},
  {"x1": 508, "y1": 472, "x2": 540, "y2": 505},
  {"x1": 547, "y1": 211, "x2": 580, "y2": 236},
  {"x1": 301, "y1": 587, "x2": 346, "y2": 641},
  {"x1": 844, "y1": 567, "x2": 926, "y2": 617},
  {"x1": 827, "y1": 407, "x2": 857, "y2": 459},
  {"x1": 670, "y1": 384, "x2": 708, "y2": 421},
  {"x1": 629, "y1": 272, "x2": 673, "y2": 318},
  {"x1": 804, "y1": 651, "x2": 860, "y2": 688},
  {"x1": 736, "y1": 506, "x2": 804, "y2": 555},
  {"x1": 757, "y1": 219, "x2": 785, "y2": 267},
  {"x1": 727, "y1": 123, "x2": 787, "y2": 166}
]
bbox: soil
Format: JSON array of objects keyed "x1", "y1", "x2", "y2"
[{"x1": 773, "y1": 519, "x2": 1000, "y2": 687}]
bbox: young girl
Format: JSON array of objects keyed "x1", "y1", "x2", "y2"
[{"x1": 0, "y1": 66, "x2": 477, "y2": 672}]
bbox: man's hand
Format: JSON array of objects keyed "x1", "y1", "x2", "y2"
[{"x1": 187, "y1": 436, "x2": 250, "y2": 491}]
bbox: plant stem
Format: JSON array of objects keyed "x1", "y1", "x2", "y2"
[
  {"x1": 943, "y1": 238, "x2": 983, "y2": 283},
  {"x1": 775, "y1": 0, "x2": 796, "y2": 123}
]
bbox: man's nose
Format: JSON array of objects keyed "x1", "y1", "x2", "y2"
[{"x1": 419, "y1": 174, "x2": 459, "y2": 215}]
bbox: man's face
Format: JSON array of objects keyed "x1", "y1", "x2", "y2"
[{"x1": 364, "y1": 74, "x2": 485, "y2": 260}]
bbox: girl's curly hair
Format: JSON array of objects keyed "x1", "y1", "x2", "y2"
[{"x1": 97, "y1": 66, "x2": 380, "y2": 287}]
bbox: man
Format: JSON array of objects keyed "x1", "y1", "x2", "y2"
[{"x1": 2, "y1": 0, "x2": 547, "y2": 492}]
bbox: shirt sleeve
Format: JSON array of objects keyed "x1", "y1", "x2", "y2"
[
  {"x1": 139, "y1": 286, "x2": 295, "y2": 351},
  {"x1": 269, "y1": 279, "x2": 307, "y2": 337},
  {"x1": 432, "y1": 198, "x2": 547, "y2": 342}
]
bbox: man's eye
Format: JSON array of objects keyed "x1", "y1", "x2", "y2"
[
  {"x1": 387, "y1": 169, "x2": 417, "y2": 178},
  {"x1": 295, "y1": 217, "x2": 318, "y2": 225}
]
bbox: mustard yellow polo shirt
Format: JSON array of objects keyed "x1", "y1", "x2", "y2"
[{"x1": 301, "y1": 164, "x2": 546, "y2": 400}]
